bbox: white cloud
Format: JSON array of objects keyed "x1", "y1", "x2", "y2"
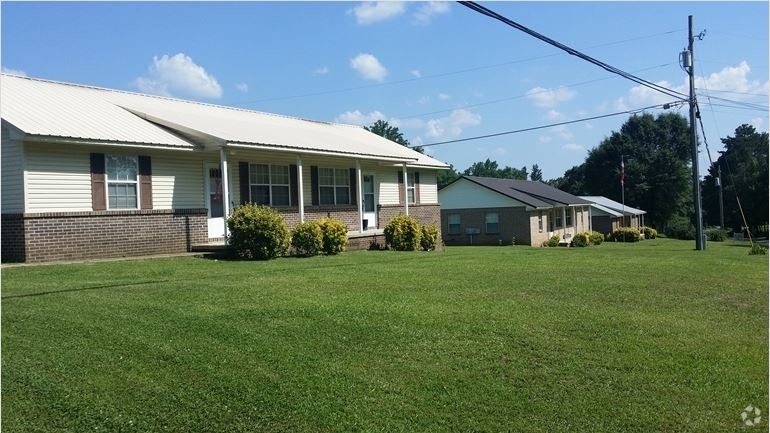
[
  {"x1": 562, "y1": 143, "x2": 585, "y2": 152},
  {"x1": 314, "y1": 66, "x2": 329, "y2": 75},
  {"x1": 410, "y1": 69, "x2": 422, "y2": 78},
  {"x1": 417, "y1": 96, "x2": 431, "y2": 105},
  {"x1": 425, "y1": 109, "x2": 481, "y2": 139},
  {"x1": 538, "y1": 136, "x2": 552, "y2": 144},
  {"x1": 2, "y1": 67, "x2": 27, "y2": 76},
  {"x1": 235, "y1": 82, "x2": 249, "y2": 93},
  {"x1": 350, "y1": 1, "x2": 405, "y2": 25},
  {"x1": 335, "y1": 110, "x2": 388, "y2": 126},
  {"x1": 750, "y1": 117, "x2": 764, "y2": 130},
  {"x1": 350, "y1": 53, "x2": 388, "y2": 82},
  {"x1": 438, "y1": 93, "x2": 450, "y2": 101},
  {"x1": 553, "y1": 125, "x2": 574, "y2": 140},
  {"x1": 526, "y1": 86, "x2": 576, "y2": 108},
  {"x1": 413, "y1": 2, "x2": 450, "y2": 25},
  {"x1": 135, "y1": 53, "x2": 222, "y2": 99},
  {"x1": 546, "y1": 109, "x2": 564, "y2": 121}
]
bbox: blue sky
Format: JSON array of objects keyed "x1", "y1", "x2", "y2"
[{"x1": 2, "y1": 1, "x2": 768, "y2": 179}]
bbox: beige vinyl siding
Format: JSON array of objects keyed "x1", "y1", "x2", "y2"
[
  {"x1": 417, "y1": 170, "x2": 438, "y2": 204},
  {"x1": 152, "y1": 153, "x2": 206, "y2": 209},
  {"x1": 377, "y1": 168, "x2": 400, "y2": 205},
  {"x1": 1, "y1": 130, "x2": 25, "y2": 213},
  {"x1": 26, "y1": 143, "x2": 93, "y2": 212}
]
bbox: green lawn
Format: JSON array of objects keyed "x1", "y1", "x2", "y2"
[{"x1": 2, "y1": 239, "x2": 767, "y2": 433}]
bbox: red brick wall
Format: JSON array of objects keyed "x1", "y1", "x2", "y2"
[
  {"x1": 377, "y1": 204, "x2": 441, "y2": 229},
  {"x1": 2, "y1": 209, "x2": 208, "y2": 263},
  {"x1": 440, "y1": 207, "x2": 536, "y2": 246}
]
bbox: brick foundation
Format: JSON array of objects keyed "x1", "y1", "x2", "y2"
[
  {"x1": 441, "y1": 207, "x2": 536, "y2": 246},
  {"x1": 377, "y1": 204, "x2": 441, "y2": 229},
  {"x1": 1, "y1": 209, "x2": 208, "y2": 263}
]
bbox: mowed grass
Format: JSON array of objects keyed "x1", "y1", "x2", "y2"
[{"x1": 2, "y1": 239, "x2": 767, "y2": 433}]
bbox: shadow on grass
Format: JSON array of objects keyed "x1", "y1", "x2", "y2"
[{"x1": 2, "y1": 280, "x2": 170, "y2": 300}]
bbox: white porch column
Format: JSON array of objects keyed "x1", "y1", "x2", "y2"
[
  {"x1": 356, "y1": 160, "x2": 364, "y2": 233},
  {"x1": 296, "y1": 156, "x2": 304, "y2": 223},
  {"x1": 562, "y1": 206, "x2": 567, "y2": 236},
  {"x1": 588, "y1": 206, "x2": 592, "y2": 231},
  {"x1": 220, "y1": 147, "x2": 231, "y2": 240},
  {"x1": 402, "y1": 163, "x2": 409, "y2": 216}
]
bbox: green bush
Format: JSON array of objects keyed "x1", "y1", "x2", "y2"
[
  {"x1": 706, "y1": 228, "x2": 727, "y2": 242},
  {"x1": 588, "y1": 231, "x2": 604, "y2": 245},
  {"x1": 665, "y1": 216, "x2": 695, "y2": 240},
  {"x1": 610, "y1": 227, "x2": 641, "y2": 242},
  {"x1": 420, "y1": 224, "x2": 440, "y2": 251},
  {"x1": 642, "y1": 226, "x2": 658, "y2": 240},
  {"x1": 543, "y1": 235, "x2": 560, "y2": 247},
  {"x1": 317, "y1": 218, "x2": 348, "y2": 255},
  {"x1": 749, "y1": 243, "x2": 767, "y2": 255},
  {"x1": 227, "y1": 204, "x2": 290, "y2": 260},
  {"x1": 291, "y1": 221, "x2": 323, "y2": 257},
  {"x1": 570, "y1": 232, "x2": 590, "y2": 247},
  {"x1": 384, "y1": 214, "x2": 422, "y2": 251}
]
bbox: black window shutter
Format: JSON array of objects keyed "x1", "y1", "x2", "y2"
[
  {"x1": 238, "y1": 162, "x2": 250, "y2": 204},
  {"x1": 349, "y1": 168, "x2": 357, "y2": 206},
  {"x1": 310, "y1": 166, "x2": 319, "y2": 206},
  {"x1": 397, "y1": 169, "x2": 404, "y2": 205},
  {"x1": 138, "y1": 155, "x2": 153, "y2": 210},
  {"x1": 90, "y1": 153, "x2": 106, "y2": 211},
  {"x1": 289, "y1": 164, "x2": 299, "y2": 207}
]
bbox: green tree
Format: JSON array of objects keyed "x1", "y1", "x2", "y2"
[
  {"x1": 552, "y1": 112, "x2": 691, "y2": 229},
  {"x1": 365, "y1": 120, "x2": 424, "y2": 153},
  {"x1": 463, "y1": 158, "x2": 527, "y2": 180},
  {"x1": 530, "y1": 164, "x2": 543, "y2": 182},
  {"x1": 437, "y1": 164, "x2": 460, "y2": 190},
  {"x1": 702, "y1": 124, "x2": 768, "y2": 233}
]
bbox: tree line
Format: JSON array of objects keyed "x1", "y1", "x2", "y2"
[{"x1": 366, "y1": 116, "x2": 768, "y2": 234}]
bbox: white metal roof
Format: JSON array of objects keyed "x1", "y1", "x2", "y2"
[
  {"x1": 0, "y1": 74, "x2": 449, "y2": 168},
  {"x1": 580, "y1": 196, "x2": 646, "y2": 215}
]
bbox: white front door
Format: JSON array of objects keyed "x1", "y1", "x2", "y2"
[
  {"x1": 206, "y1": 163, "x2": 225, "y2": 238},
  {"x1": 362, "y1": 174, "x2": 376, "y2": 230}
]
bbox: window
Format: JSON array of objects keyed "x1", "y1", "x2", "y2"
[
  {"x1": 406, "y1": 172, "x2": 416, "y2": 204},
  {"x1": 555, "y1": 210, "x2": 563, "y2": 228},
  {"x1": 250, "y1": 164, "x2": 290, "y2": 206},
  {"x1": 538, "y1": 211, "x2": 543, "y2": 232},
  {"x1": 319, "y1": 168, "x2": 350, "y2": 205},
  {"x1": 106, "y1": 155, "x2": 138, "y2": 209},
  {"x1": 485, "y1": 212, "x2": 499, "y2": 234},
  {"x1": 448, "y1": 214, "x2": 461, "y2": 234},
  {"x1": 548, "y1": 211, "x2": 554, "y2": 231},
  {"x1": 565, "y1": 208, "x2": 573, "y2": 227}
]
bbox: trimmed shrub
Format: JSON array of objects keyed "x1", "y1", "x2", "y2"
[
  {"x1": 665, "y1": 217, "x2": 695, "y2": 240},
  {"x1": 227, "y1": 204, "x2": 290, "y2": 260},
  {"x1": 317, "y1": 218, "x2": 348, "y2": 255},
  {"x1": 291, "y1": 221, "x2": 323, "y2": 257},
  {"x1": 706, "y1": 228, "x2": 727, "y2": 242},
  {"x1": 610, "y1": 227, "x2": 641, "y2": 243},
  {"x1": 588, "y1": 231, "x2": 604, "y2": 245},
  {"x1": 420, "y1": 224, "x2": 440, "y2": 251},
  {"x1": 642, "y1": 226, "x2": 657, "y2": 240},
  {"x1": 749, "y1": 243, "x2": 767, "y2": 256},
  {"x1": 543, "y1": 235, "x2": 560, "y2": 247},
  {"x1": 570, "y1": 232, "x2": 590, "y2": 247},
  {"x1": 384, "y1": 214, "x2": 422, "y2": 251}
]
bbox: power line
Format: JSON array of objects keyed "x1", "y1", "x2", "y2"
[
  {"x1": 397, "y1": 62, "x2": 675, "y2": 120},
  {"x1": 694, "y1": 93, "x2": 769, "y2": 111},
  {"x1": 696, "y1": 88, "x2": 769, "y2": 98},
  {"x1": 458, "y1": 1, "x2": 688, "y2": 101},
  {"x1": 697, "y1": 101, "x2": 770, "y2": 112},
  {"x1": 415, "y1": 102, "x2": 682, "y2": 148},
  {"x1": 227, "y1": 28, "x2": 683, "y2": 106}
]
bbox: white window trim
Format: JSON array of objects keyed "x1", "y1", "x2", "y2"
[
  {"x1": 105, "y1": 155, "x2": 139, "y2": 210},
  {"x1": 538, "y1": 211, "x2": 543, "y2": 233},
  {"x1": 250, "y1": 163, "x2": 291, "y2": 207},
  {"x1": 566, "y1": 207, "x2": 573, "y2": 227},
  {"x1": 319, "y1": 167, "x2": 351, "y2": 206},
  {"x1": 406, "y1": 172, "x2": 416, "y2": 205}
]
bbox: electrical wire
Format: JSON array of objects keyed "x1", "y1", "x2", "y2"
[
  {"x1": 696, "y1": 88, "x2": 769, "y2": 98},
  {"x1": 415, "y1": 101, "x2": 682, "y2": 148},
  {"x1": 458, "y1": 1, "x2": 688, "y2": 102},
  {"x1": 396, "y1": 62, "x2": 675, "y2": 120},
  {"x1": 694, "y1": 93, "x2": 769, "y2": 110}
]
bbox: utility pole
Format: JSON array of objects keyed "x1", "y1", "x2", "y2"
[
  {"x1": 621, "y1": 154, "x2": 626, "y2": 227},
  {"x1": 718, "y1": 164, "x2": 725, "y2": 228},
  {"x1": 686, "y1": 15, "x2": 705, "y2": 250}
]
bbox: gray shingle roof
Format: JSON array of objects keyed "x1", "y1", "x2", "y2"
[{"x1": 464, "y1": 176, "x2": 591, "y2": 207}]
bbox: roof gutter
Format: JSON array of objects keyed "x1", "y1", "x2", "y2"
[
  {"x1": 226, "y1": 142, "x2": 417, "y2": 163},
  {"x1": 23, "y1": 135, "x2": 197, "y2": 151}
]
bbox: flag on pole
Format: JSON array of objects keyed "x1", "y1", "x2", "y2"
[{"x1": 620, "y1": 158, "x2": 625, "y2": 186}]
